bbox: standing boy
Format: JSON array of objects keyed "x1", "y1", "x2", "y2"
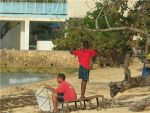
[{"x1": 70, "y1": 41, "x2": 96, "y2": 99}]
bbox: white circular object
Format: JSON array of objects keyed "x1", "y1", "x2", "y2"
[{"x1": 36, "y1": 87, "x2": 62, "y2": 112}]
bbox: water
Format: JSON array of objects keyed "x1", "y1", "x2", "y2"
[{"x1": 0, "y1": 72, "x2": 53, "y2": 88}]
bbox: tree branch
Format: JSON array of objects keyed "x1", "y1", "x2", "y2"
[
  {"x1": 94, "y1": 2, "x2": 150, "y2": 37},
  {"x1": 71, "y1": 26, "x2": 150, "y2": 37},
  {"x1": 104, "y1": 12, "x2": 111, "y2": 28},
  {"x1": 96, "y1": 6, "x2": 104, "y2": 29}
]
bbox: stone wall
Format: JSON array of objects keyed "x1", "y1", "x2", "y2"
[{"x1": 0, "y1": 49, "x2": 79, "y2": 71}]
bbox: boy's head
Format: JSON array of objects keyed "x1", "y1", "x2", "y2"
[
  {"x1": 57, "y1": 73, "x2": 66, "y2": 83},
  {"x1": 83, "y1": 41, "x2": 90, "y2": 49}
]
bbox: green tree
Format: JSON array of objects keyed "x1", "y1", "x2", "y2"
[{"x1": 54, "y1": 0, "x2": 150, "y2": 66}]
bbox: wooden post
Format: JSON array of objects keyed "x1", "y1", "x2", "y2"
[
  {"x1": 96, "y1": 97, "x2": 99, "y2": 110},
  {"x1": 79, "y1": 100, "x2": 83, "y2": 110},
  {"x1": 66, "y1": 102, "x2": 70, "y2": 113},
  {"x1": 75, "y1": 101, "x2": 78, "y2": 109},
  {"x1": 89, "y1": 99, "x2": 92, "y2": 110},
  {"x1": 83, "y1": 100, "x2": 86, "y2": 109}
]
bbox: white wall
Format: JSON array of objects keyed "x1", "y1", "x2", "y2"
[
  {"x1": 37, "y1": 41, "x2": 54, "y2": 50},
  {"x1": 20, "y1": 21, "x2": 29, "y2": 50},
  {"x1": 0, "y1": 39, "x2": 2, "y2": 48},
  {"x1": 68, "y1": 0, "x2": 100, "y2": 18},
  {"x1": 0, "y1": 24, "x2": 20, "y2": 49}
]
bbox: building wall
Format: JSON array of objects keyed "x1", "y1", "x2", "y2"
[
  {"x1": 0, "y1": 22, "x2": 3, "y2": 48},
  {"x1": 68, "y1": 0, "x2": 99, "y2": 18},
  {"x1": 0, "y1": 39, "x2": 2, "y2": 48},
  {"x1": 0, "y1": 24, "x2": 20, "y2": 49},
  {"x1": 0, "y1": 22, "x2": 2, "y2": 39}
]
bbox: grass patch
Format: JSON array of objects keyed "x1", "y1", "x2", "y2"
[{"x1": 0, "y1": 66, "x2": 78, "y2": 75}]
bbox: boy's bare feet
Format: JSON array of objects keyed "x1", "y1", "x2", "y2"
[
  {"x1": 53, "y1": 109, "x2": 58, "y2": 113},
  {"x1": 79, "y1": 96, "x2": 87, "y2": 100}
]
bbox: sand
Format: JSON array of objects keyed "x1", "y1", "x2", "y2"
[{"x1": 1, "y1": 60, "x2": 150, "y2": 113}]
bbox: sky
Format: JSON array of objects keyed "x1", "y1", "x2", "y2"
[
  {"x1": 68, "y1": 0, "x2": 139, "y2": 17},
  {"x1": 123, "y1": 0, "x2": 139, "y2": 17}
]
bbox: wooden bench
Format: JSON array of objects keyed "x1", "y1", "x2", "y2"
[{"x1": 61, "y1": 95, "x2": 104, "y2": 112}]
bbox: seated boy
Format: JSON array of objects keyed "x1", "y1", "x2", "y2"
[{"x1": 44, "y1": 73, "x2": 77, "y2": 113}]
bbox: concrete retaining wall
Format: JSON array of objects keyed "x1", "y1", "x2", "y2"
[{"x1": 0, "y1": 50, "x2": 78, "y2": 71}]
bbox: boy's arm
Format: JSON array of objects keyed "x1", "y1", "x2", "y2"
[
  {"x1": 44, "y1": 83, "x2": 65, "y2": 93},
  {"x1": 70, "y1": 49, "x2": 80, "y2": 56},
  {"x1": 44, "y1": 84, "x2": 56, "y2": 93},
  {"x1": 92, "y1": 49, "x2": 97, "y2": 57}
]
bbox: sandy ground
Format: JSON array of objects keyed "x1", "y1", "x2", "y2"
[{"x1": 1, "y1": 60, "x2": 150, "y2": 113}]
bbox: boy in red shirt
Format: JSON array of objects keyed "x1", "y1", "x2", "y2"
[
  {"x1": 70, "y1": 41, "x2": 96, "y2": 99},
  {"x1": 45, "y1": 73, "x2": 77, "y2": 112}
]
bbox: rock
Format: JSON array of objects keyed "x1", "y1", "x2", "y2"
[{"x1": 129, "y1": 96, "x2": 150, "y2": 112}]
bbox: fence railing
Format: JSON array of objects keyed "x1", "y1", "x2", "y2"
[{"x1": 0, "y1": 2, "x2": 67, "y2": 16}]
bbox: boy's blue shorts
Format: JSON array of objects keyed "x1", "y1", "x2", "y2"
[
  {"x1": 78, "y1": 65, "x2": 90, "y2": 81},
  {"x1": 57, "y1": 93, "x2": 64, "y2": 103}
]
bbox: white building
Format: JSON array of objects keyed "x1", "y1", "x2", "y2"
[
  {"x1": 0, "y1": 0, "x2": 97, "y2": 50},
  {"x1": 0, "y1": 0, "x2": 140, "y2": 50}
]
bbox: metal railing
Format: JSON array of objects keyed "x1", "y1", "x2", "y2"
[{"x1": 0, "y1": 1, "x2": 67, "y2": 16}]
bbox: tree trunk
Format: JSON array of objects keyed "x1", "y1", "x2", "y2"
[
  {"x1": 145, "y1": 37, "x2": 150, "y2": 54},
  {"x1": 109, "y1": 76, "x2": 150, "y2": 111},
  {"x1": 109, "y1": 76, "x2": 150, "y2": 98},
  {"x1": 124, "y1": 51, "x2": 132, "y2": 81}
]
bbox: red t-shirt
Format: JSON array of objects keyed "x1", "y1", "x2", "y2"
[
  {"x1": 55, "y1": 81, "x2": 77, "y2": 101},
  {"x1": 73, "y1": 49, "x2": 96, "y2": 69}
]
